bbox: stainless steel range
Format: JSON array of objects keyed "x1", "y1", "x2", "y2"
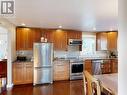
[{"x1": 70, "y1": 59, "x2": 83, "y2": 80}]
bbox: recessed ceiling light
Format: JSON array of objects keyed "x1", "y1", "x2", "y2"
[
  {"x1": 21, "y1": 23, "x2": 26, "y2": 26},
  {"x1": 58, "y1": 25, "x2": 62, "y2": 28},
  {"x1": 93, "y1": 27, "x2": 96, "y2": 31}
]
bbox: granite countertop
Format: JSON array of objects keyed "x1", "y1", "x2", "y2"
[
  {"x1": 84, "y1": 57, "x2": 118, "y2": 60},
  {"x1": 13, "y1": 59, "x2": 33, "y2": 63},
  {"x1": 53, "y1": 57, "x2": 118, "y2": 62},
  {"x1": 53, "y1": 58, "x2": 70, "y2": 61}
]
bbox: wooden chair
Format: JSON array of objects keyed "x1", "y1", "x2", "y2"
[
  {"x1": 83, "y1": 70, "x2": 101, "y2": 95},
  {"x1": 83, "y1": 70, "x2": 115, "y2": 95}
]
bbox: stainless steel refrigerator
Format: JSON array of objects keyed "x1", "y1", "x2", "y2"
[{"x1": 33, "y1": 42, "x2": 53, "y2": 85}]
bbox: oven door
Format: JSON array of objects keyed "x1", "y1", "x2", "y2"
[{"x1": 71, "y1": 63, "x2": 83, "y2": 74}]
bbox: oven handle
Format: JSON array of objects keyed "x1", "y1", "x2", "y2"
[{"x1": 70, "y1": 62, "x2": 83, "y2": 65}]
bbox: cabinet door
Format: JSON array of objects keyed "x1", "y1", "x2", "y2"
[
  {"x1": 33, "y1": 28, "x2": 42, "y2": 43},
  {"x1": 84, "y1": 60, "x2": 92, "y2": 74},
  {"x1": 101, "y1": 60, "x2": 111, "y2": 74},
  {"x1": 43, "y1": 30, "x2": 54, "y2": 43},
  {"x1": 27, "y1": 28, "x2": 42, "y2": 49},
  {"x1": 16, "y1": 28, "x2": 28, "y2": 50},
  {"x1": 13, "y1": 62, "x2": 24, "y2": 85},
  {"x1": 67, "y1": 31, "x2": 82, "y2": 39},
  {"x1": 96, "y1": 32, "x2": 108, "y2": 50},
  {"x1": 108, "y1": 32, "x2": 118, "y2": 50},
  {"x1": 111, "y1": 59, "x2": 118, "y2": 73},
  {"x1": 25, "y1": 62, "x2": 33, "y2": 83},
  {"x1": 53, "y1": 30, "x2": 67, "y2": 50},
  {"x1": 26, "y1": 28, "x2": 33, "y2": 50}
]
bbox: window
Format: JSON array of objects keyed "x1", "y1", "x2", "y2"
[
  {"x1": 0, "y1": 27, "x2": 8, "y2": 60},
  {"x1": 81, "y1": 33, "x2": 96, "y2": 56}
]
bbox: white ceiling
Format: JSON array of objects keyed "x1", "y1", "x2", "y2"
[{"x1": 7, "y1": 0, "x2": 118, "y2": 31}]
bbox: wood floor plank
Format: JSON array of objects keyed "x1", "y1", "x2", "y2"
[{"x1": 2, "y1": 80, "x2": 84, "y2": 95}]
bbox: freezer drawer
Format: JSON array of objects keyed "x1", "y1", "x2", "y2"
[{"x1": 33, "y1": 67, "x2": 53, "y2": 85}]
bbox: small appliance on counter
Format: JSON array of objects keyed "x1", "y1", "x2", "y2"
[{"x1": 16, "y1": 56, "x2": 27, "y2": 61}]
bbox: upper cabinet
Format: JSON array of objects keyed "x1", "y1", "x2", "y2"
[
  {"x1": 16, "y1": 27, "x2": 82, "y2": 51},
  {"x1": 107, "y1": 32, "x2": 118, "y2": 50},
  {"x1": 53, "y1": 30, "x2": 67, "y2": 51},
  {"x1": 41, "y1": 29, "x2": 54, "y2": 43},
  {"x1": 96, "y1": 31, "x2": 118, "y2": 51},
  {"x1": 67, "y1": 31, "x2": 82, "y2": 40},
  {"x1": 16, "y1": 28, "x2": 41, "y2": 50}
]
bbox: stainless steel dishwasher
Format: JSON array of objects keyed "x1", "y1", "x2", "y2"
[{"x1": 92, "y1": 60, "x2": 103, "y2": 75}]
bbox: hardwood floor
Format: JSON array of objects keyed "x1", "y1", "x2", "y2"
[{"x1": 2, "y1": 80, "x2": 84, "y2": 95}]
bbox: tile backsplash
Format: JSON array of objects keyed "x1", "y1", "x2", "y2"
[
  {"x1": 54, "y1": 50, "x2": 118, "y2": 59},
  {"x1": 16, "y1": 50, "x2": 33, "y2": 60},
  {"x1": 54, "y1": 51, "x2": 80, "y2": 58},
  {"x1": 16, "y1": 50, "x2": 118, "y2": 60}
]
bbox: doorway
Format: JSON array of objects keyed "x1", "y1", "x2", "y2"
[{"x1": 0, "y1": 26, "x2": 8, "y2": 93}]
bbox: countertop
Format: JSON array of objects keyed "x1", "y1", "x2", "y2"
[
  {"x1": 54, "y1": 57, "x2": 117, "y2": 61},
  {"x1": 13, "y1": 59, "x2": 33, "y2": 63},
  {"x1": 84, "y1": 57, "x2": 118, "y2": 60}
]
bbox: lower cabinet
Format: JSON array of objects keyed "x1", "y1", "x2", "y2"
[
  {"x1": 101, "y1": 60, "x2": 112, "y2": 74},
  {"x1": 53, "y1": 60, "x2": 70, "y2": 81},
  {"x1": 84, "y1": 60, "x2": 92, "y2": 74},
  {"x1": 84, "y1": 59, "x2": 118, "y2": 74},
  {"x1": 111, "y1": 59, "x2": 118, "y2": 73},
  {"x1": 13, "y1": 62, "x2": 33, "y2": 85}
]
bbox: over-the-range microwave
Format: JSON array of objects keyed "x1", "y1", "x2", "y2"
[{"x1": 68, "y1": 39, "x2": 82, "y2": 45}]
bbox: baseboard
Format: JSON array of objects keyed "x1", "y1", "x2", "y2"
[{"x1": 7, "y1": 83, "x2": 13, "y2": 88}]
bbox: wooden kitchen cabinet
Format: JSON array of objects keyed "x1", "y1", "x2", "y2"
[
  {"x1": 67, "y1": 31, "x2": 82, "y2": 40},
  {"x1": 96, "y1": 31, "x2": 118, "y2": 51},
  {"x1": 107, "y1": 32, "x2": 118, "y2": 50},
  {"x1": 84, "y1": 60, "x2": 92, "y2": 74},
  {"x1": 96, "y1": 32, "x2": 108, "y2": 50},
  {"x1": 53, "y1": 30, "x2": 67, "y2": 51},
  {"x1": 111, "y1": 59, "x2": 118, "y2": 73},
  {"x1": 41, "y1": 29, "x2": 54, "y2": 43},
  {"x1": 101, "y1": 60, "x2": 112, "y2": 74},
  {"x1": 16, "y1": 27, "x2": 42, "y2": 50},
  {"x1": 53, "y1": 60, "x2": 70, "y2": 81},
  {"x1": 25, "y1": 62, "x2": 33, "y2": 83},
  {"x1": 16, "y1": 27, "x2": 83, "y2": 51},
  {"x1": 13, "y1": 62, "x2": 33, "y2": 85},
  {"x1": 16, "y1": 28, "x2": 28, "y2": 50}
]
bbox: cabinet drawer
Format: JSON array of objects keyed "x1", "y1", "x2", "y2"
[
  {"x1": 53, "y1": 62, "x2": 69, "y2": 81},
  {"x1": 25, "y1": 63, "x2": 33, "y2": 68}
]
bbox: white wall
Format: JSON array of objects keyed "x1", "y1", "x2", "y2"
[
  {"x1": 118, "y1": 0, "x2": 127, "y2": 94},
  {"x1": 0, "y1": 17, "x2": 16, "y2": 87}
]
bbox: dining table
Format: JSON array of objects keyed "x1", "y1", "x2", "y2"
[{"x1": 94, "y1": 73, "x2": 118, "y2": 95}]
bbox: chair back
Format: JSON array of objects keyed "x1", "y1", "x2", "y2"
[{"x1": 83, "y1": 71, "x2": 101, "y2": 95}]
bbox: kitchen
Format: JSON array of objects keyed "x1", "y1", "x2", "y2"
[
  {"x1": 0, "y1": 25, "x2": 118, "y2": 94},
  {"x1": 0, "y1": 0, "x2": 122, "y2": 94}
]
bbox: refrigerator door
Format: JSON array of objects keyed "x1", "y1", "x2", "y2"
[
  {"x1": 33, "y1": 67, "x2": 53, "y2": 85},
  {"x1": 34, "y1": 43, "x2": 53, "y2": 67}
]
